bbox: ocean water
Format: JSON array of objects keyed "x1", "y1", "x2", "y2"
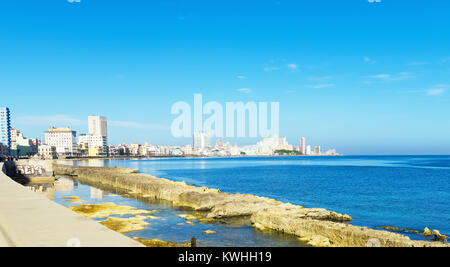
[{"x1": 63, "y1": 156, "x2": 450, "y2": 240}]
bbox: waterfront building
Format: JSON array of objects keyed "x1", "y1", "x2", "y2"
[
  {"x1": 215, "y1": 139, "x2": 224, "y2": 150},
  {"x1": 193, "y1": 131, "x2": 211, "y2": 151},
  {"x1": 314, "y1": 146, "x2": 321, "y2": 155},
  {"x1": 300, "y1": 137, "x2": 306, "y2": 155},
  {"x1": 86, "y1": 115, "x2": 108, "y2": 156},
  {"x1": 129, "y1": 144, "x2": 141, "y2": 156},
  {"x1": 44, "y1": 126, "x2": 78, "y2": 157},
  {"x1": 325, "y1": 149, "x2": 338, "y2": 155},
  {"x1": 117, "y1": 144, "x2": 130, "y2": 156},
  {"x1": 88, "y1": 147, "x2": 103, "y2": 157},
  {"x1": 0, "y1": 107, "x2": 11, "y2": 154},
  {"x1": 38, "y1": 144, "x2": 57, "y2": 159},
  {"x1": 181, "y1": 145, "x2": 193, "y2": 155},
  {"x1": 78, "y1": 133, "x2": 108, "y2": 156},
  {"x1": 306, "y1": 145, "x2": 311, "y2": 155},
  {"x1": 9, "y1": 129, "x2": 38, "y2": 157},
  {"x1": 171, "y1": 148, "x2": 183, "y2": 156},
  {"x1": 256, "y1": 136, "x2": 293, "y2": 155}
]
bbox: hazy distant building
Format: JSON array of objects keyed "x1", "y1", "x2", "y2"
[
  {"x1": 300, "y1": 137, "x2": 306, "y2": 155},
  {"x1": 45, "y1": 126, "x2": 78, "y2": 156},
  {"x1": 215, "y1": 139, "x2": 224, "y2": 150},
  {"x1": 82, "y1": 116, "x2": 108, "y2": 156},
  {"x1": 0, "y1": 107, "x2": 11, "y2": 154},
  {"x1": 306, "y1": 145, "x2": 311, "y2": 155},
  {"x1": 38, "y1": 144, "x2": 57, "y2": 159},
  {"x1": 314, "y1": 145, "x2": 321, "y2": 155},
  {"x1": 193, "y1": 132, "x2": 211, "y2": 151},
  {"x1": 256, "y1": 136, "x2": 293, "y2": 155}
]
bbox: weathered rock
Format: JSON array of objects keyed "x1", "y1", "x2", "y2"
[
  {"x1": 251, "y1": 208, "x2": 449, "y2": 247},
  {"x1": 423, "y1": 227, "x2": 432, "y2": 236},
  {"x1": 203, "y1": 230, "x2": 217, "y2": 235},
  {"x1": 431, "y1": 230, "x2": 447, "y2": 242},
  {"x1": 100, "y1": 216, "x2": 150, "y2": 233},
  {"x1": 307, "y1": 235, "x2": 331, "y2": 247},
  {"x1": 133, "y1": 237, "x2": 191, "y2": 247}
]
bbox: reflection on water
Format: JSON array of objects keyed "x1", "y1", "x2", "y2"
[
  {"x1": 29, "y1": 175, "x2": 306, "y2": 247},
  {"x1": 90, "y1": 187, "x2": 105, "y2": 199}
]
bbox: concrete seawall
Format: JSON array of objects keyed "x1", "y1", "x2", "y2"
[
  {"x1": 54, "y1": 164, "x2": 449, "y2": 247},
  {"x1": 0, "y1": 163, "x2": 144, "y2": 247}
]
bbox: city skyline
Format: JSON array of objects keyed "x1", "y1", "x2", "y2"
[
  {"x1": 1, "y1": 1, "x2": 450, "y2": 154},
  {"x1": 1, "y1": 106, "x2": 334, "y2": 158}
]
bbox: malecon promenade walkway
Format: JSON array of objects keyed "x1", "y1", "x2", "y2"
[{"x1": 0, "y1": 162, "x2": 143, "y2": 247}]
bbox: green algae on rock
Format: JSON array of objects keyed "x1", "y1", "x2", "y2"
[
  {"x1": 100, "y1": 216, "x2": 151, "y2": 233},
  {"x1": 133, "y1": 237, "x2": 191, "y2": 247},
  {"x1": 70, "y1": 202, "x2": 161, "y2": 218},
  {"x1": 59, "y1": 196, "x2": 84, "y2": 204},
  {"x1": 203, "y1": 230, "x2": 217, "y2": 235}
]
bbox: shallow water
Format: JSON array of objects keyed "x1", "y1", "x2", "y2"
[
  {"x1": 60, "y1": 155, "x2": 450, "y2": 241},
  {"x1": 36, "y1": 176, "x2": 305, "y2": 247}
]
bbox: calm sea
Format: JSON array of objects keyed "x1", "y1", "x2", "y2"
[{"x1": 65, "y1": 155, "x2": 450, "y2": 240}]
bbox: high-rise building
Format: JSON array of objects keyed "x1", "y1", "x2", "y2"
[
  {"x1": 300, "y1": 137, "x2": 306, "y2": 155},
  {"x1": 86, "y1": 115, "x2": 108, "y2": 156},
  {"x1": 314, "y1": 145, "x2": 321, "y2": 155},
  {"x1": 306, "y1": 145, "x2": 311, "y2": 155},
  {"x1": 193, "y1": 132, "x2": 211, "y2": 151},
  {"x1": 45, "y1": 126, "x2": 78, "y2": 156},
  {"x1": 88, "y1": 115, "x2": 107, "y2": 137},
  {"x1": 0, "y1": 107, "x2": 11, "y2": 154}
]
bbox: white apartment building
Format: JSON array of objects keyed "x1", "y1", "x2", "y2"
[
  {"x1": 87, "y1": 115, "x2": 108, "y2": 155},
  {"x1": 38, "y1": 144, "x2": 57, "y2": 159},
  {"x1": 44, "y1": 126, "x2": 78, "y2": 156},
  {"x1": 193, "y1": 131, "x2": 211, "y2": 151},
  {"x1": 0, "y1": 107, "x2": 11, "y2": 151},
  {"x1": 256, "y1": 136, "x2": 293, "y2": 155},
  {"x1": 88, "y1": 115, "x2": 107, "y2": 136}
]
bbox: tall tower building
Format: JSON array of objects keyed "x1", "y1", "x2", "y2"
[
  {"x1": 300, "y1": 137, "x2": 306, "y2": 155},
  {"x1": 87, "y1": 115, "x2": 108, "y2": 156},
  {"x1": 0, "y1": 107, "x2": 11, "y2": 154},
  {"x1": 88, "y1": 115, "x2": 107, "y2": 137},
  {"x1": 193, "y1": 132, "x2": 211, "y2": 151}
]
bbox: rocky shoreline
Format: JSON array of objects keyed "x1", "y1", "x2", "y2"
[{"x1": 53, "y1": 164, "x2": 448, "y2": 247}]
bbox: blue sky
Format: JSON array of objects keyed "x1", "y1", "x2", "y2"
[{"x1": 1, "y1": 0, "x2": 450, "y2": 154}]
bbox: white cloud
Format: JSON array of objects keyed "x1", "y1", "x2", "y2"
[
  {"x1": 308, "y1": 75, "x2": 333, "y2": 81},
  {"x1": 427, "y1": 89, "x2": 445, "y2": 96},
  {"x1": 237, "y1": 88, "x2": 252, "y2": 93},
  {"x1": 287, "y1": 63, "x2": 298, "y2": 69},
  {"x1": 363, "y1": 57, "x2": 375, "y2": 64},
  {"x1": 237, "y1": 75, "x2": 246, "y2": 79},
  {"x1": 368, "y1": 72, "x2": 414, "y2": 82},
  {"x1": 310, "y1": 83, "x2": 335, "y2": 89}
]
